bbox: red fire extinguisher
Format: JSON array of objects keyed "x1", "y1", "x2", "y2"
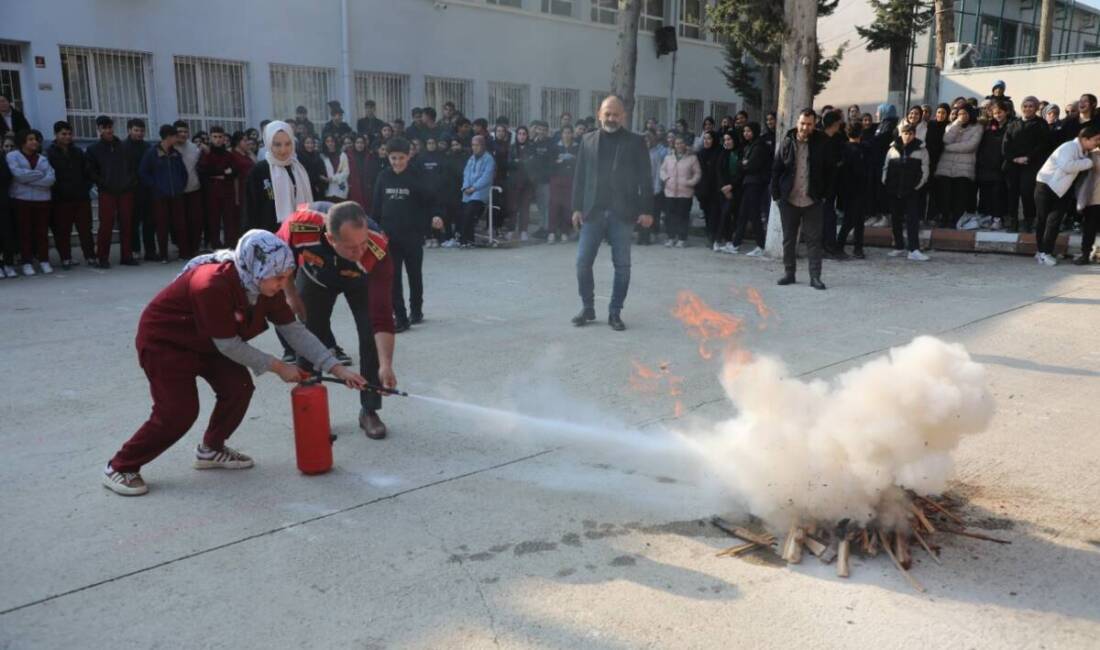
[{"x1": 291, "y1": 376, "x2": 337, "y2": 475}]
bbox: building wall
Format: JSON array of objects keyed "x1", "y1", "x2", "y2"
[
  {"x1": 0, "y1": 0, "x2": 739, "y2": 136},
  {"x1": 941, "y1": 57, "x2": 1100, "y2": 105}
]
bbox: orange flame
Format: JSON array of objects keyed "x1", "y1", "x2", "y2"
[
  {"x1": 746, "y1": 287, "x2": 773, "y2": 320},
  {"x1": 671, "y1": 291, "x2": 745, "y2": 360}
]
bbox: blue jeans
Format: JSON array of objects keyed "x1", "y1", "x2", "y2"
[{"x1": 576, "y1": 210, "x2": 633, "y2": 314}]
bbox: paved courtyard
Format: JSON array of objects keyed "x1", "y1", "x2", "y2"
[{"x1": 2, "y1": 243, "x2": 1098, "y2": 648}]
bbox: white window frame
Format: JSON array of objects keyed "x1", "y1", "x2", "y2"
[
  {"x1": 424, "y1": 76, "x2": 474, "y2": 119},
  {"x1": 641, "y1": 0, "x2": 665, "y2": 31},
  {"x1": 355, "y1": 71, "x2": 409, "y2": 123},
  {"x1": 174, "y1": 56, "x2": 249, "y2": 135},
  {"x1": 635, "y1": 95, "x2": 668, "y2": 130},
  {"x1": 679, "y1": 0, "x2": 706, "y2": 40},
  {"x1": 269, "y1": 63, "x2": 336, "y2": 125},
  {"x1": 487, "y1": 0, "x2": 523, "y2": 7},
  {"x1": 488, "y1": 81, "x2": 530, "y2": 127},
  {"x1": 0, "y1": 42, "x2": 25, "y2": 113},
  {"x1": 541, "y1": 87, "x2": 579, "y2": 123},
  {"x1": 591, "y1": 0, "x2": 617, "y2": 24},
  {"x1": 59, "y1": 45, "x2": 153, "y2": 140},
  {"x1": 541, "y1": 0, "x2": 574, "y2": 17}
]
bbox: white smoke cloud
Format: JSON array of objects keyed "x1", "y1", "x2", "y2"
[{"x1": 687, "y1": 336, "x2": 994, "y2": 529}]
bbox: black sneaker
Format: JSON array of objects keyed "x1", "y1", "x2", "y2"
[
  {"x1": 1072, "y1": 254, "x2": 1091, "y2": 266},
  {"x1": 410, "y1": 312, "x2": 424, "y2": 325},
  {"x1": 395, "y1": 318, "x2": 411, "y2": 333},
  {"x1": 571, "y1": 308, "x2": 596, "y2": 327},
  {"x1": 333, "y1": 346, "x2": 353, "y2": 366}
]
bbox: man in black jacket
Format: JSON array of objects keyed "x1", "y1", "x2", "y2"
[
  {"x1": 0, "y1": 94, "x2": 30, "y2": 137},
  {"x1": 820, "y1": 110, "x2": 848, "y2": 259},
  {"x1": 770, "y1": 109, "x2": 829, "y2": 290},
  {"x1": 47, "y1": 121, "x2": 97, "y2": 269},
  {"x1": 570, "y1": 96, "x2": 654, "y2": 331},
  {"x1": 121, "y1": 119, "x2": 154, "y2": 260},
  {"x1": 357, "y1": 100, "x2": 386, "y2": 145},
  {"x1": 371, "y1": 138, "x2": 443, "y2": 331},
  {"x1": 1002, "y1": 96, "x2": 1049, "y2": 232}
]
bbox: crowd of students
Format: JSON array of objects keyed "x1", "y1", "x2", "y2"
[{"x1": 3, "y1": 79, "x2": 1100, "y2": 293}]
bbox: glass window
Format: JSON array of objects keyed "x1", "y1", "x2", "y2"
[
  {"x1": 488, "y1": 81, "x2": 530, "y2": 126},
  {"x1": 175, "y1": 56, "x2": 249, "y2": 134},
  {"x1": 269, "y1": 63, "x2": 335, "y2": 125},
  {"x1": 60, "y1": 46, "x2": 152, "y2": 139},
  {"x1": 355, "y1": 71, "x2": 409, "y2": 123},
  {"x1": 591, "y1": 0, "x2": 617, "y2": 24},
  {"x1": 541, "y1": 0, "x2": 573, "y2": 16},
  {"x1": 424, "y1": 76, "x2": 475, "y2": 119}
]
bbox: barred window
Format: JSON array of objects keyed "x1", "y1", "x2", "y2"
[
  {"x1": 590, "y1": 90, "x2": 611, "y2": 120},
  {"x1": 174, "y1": 56, "x2": 248, "y2": 135},
  {"x1": 488, "y1": 82, "x2": 530, "y2": 127},
  {"x1": 0, "y1": 42, "x2": 23, "y2": 112},
  {"x1": 487, "y1": 0, "x2": 523, "y2": 6},
  {"x1": 635, "y1": 95, "x2": 668, "y2": 130},
  {"x1": 269, "y1": 63, "x2": 335, "y2": 124},
  {"x1": 541, "y1": 0, "x2": 573, "y2": 16},
  {"x1": 60, "y1": 45, "x2": 152, "y2": 139},
  {"x1": 540, "y1": 87, "x2": 579, "y2": 123},
  {"x1": 424, "y1": 76, "x2": 474, "y2": 119},
  {"x1": 641, "y1": 0, "x2": 665, "y2": 31},
  {"x1": 677, "y1": 98, "x2": 704, "y2": 133},
  {"x1": 591, "y1": 0, "x2": 617, "y2": 24},
  {"x1": 710, "y1": 100, "x2": 738, "y2": 122},
  {"x1": 355, "y1": 71, "x2": 409, "y2": 123}
]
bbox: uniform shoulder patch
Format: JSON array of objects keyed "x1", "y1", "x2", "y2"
[
  {"x1": 365, "y1": 231, "x2": 388, "y2": 261},
  {"x1": 301, "y1": 250, "x2": 325, "y2": 268}
]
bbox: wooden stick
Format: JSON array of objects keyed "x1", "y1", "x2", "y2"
[
  {"x1": 782, "y1": 526, "x2": 804, "y2": 564},
  {"x1": 912, "y1": 528, "x2": 942, "y2": 565},
  {"x1": 866, "y1": 528, "x2": 880, "y2": 557},
  {"x1": 716, "y1": 542, "x2": 757, "y2": 557},
  {"x1": 860, "y1": 529, "x2": 872, "y2": 554},
  {"x1": 803, "y1": 535, "x2": 833, "y2": 563},
  {"x1": 917, "y1": 496, "x2": 965, "y2": 526},
  {"x1": 940, "y1": 527, "x2": 1011, "y2": 544},
  {"x1": 909, "y1": 503, "x2": 937, "y2": 534},
  {"x1": 731, "y1": 527, "x2": 776, "y2": 546},
  {"x1": 878, "y1": 529, "x2": 925, "y2": 593},
  {"x1": 836, "y1": 538, "x2": 851, "y2": 577},
  {"x1": 895, "y1": 531, "x2": 912, "y2": 570}
]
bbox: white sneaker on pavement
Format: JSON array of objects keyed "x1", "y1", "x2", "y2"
[
  {"x1": 675, "y1": 239, "x2": 685, "y2": 248},
  {"x1": 102, "y1": 464, "x2": 149, "y2": 496},
  {"x1": 520, "y1": 231, "x2": 530, "y2": 242},
  {"x1": 547, "y1": 233, "x2": 556, "y2": 244},
  {"x1": 745, "y1": 247, "x2": 764, "y2": 257},
  {"x1": 1039, "y1": 253, "x2": 1057, "y2": 267},
  {"x1": 721, "y1": 242, "x2": 738, "y2": 254},
  {"x1": 991, "y1": 217, "x2": 1004, "y2": 230},
  {"x1": 888, "y1": 249, "x2": 907, "y2": 257},
  {"x1": 39, "y1": 261, "x2": 53, "y2": 274},
  {"x1": 193, "y1": 444, "x2": 254, "y2": 470},
  {"x1": 908, "y1": 250, "x2": 930, "y2": 261},
  {"x1": 21, "y1": 263, "x2": 35, "y2": 276},
  {"x1": 665, "y1": 238, "x2": 674, "y2": 248},
  {"x1": 712, "y1": 241, "x2": 721, "y2": 252}
]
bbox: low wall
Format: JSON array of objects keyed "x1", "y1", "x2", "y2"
[{"x1": 940, "y1": 59, "x2": 1100, "y2": 105}]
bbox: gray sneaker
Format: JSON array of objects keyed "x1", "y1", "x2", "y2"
[
  {"x1": 103, "y1": 465, "x2": 149, "y2": 496},
  {"x1": 193, "y1": 444, "x2": 254, "y2": 470}
]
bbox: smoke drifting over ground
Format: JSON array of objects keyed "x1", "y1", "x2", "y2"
[{"x1": 690, "y1": 336, "x2": 994, "y2": 528}]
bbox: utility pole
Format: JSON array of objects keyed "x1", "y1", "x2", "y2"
[
  {"x1": 765, "y1": 0, "x2": 818, "y2": 258},
  {"x1": 1037, "y1": 0, "x2": 1055, "y2": 62},
  {"x1": 611, "y1": 0, "x2": 643, "y2": 127},
  {"x1": 934, "y1": 0, "x2": 955, "y2": 70}
]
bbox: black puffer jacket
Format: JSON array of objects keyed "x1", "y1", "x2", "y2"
[
  {"x1": 1001, "y1": 116, "x2": 1049, "y2": 168},
  {"x1": 976, "y1": 121, "x2": 1006, "y2": 183},
  {"x1": 883, "y1": 137, "x2": 928, "y2": 199},
  {"x1": 739, "y1": 130, "x2": 772, "y2": 185},
  {"x1": 46, "y1": 142, "x2": 92, "y2": 202}
]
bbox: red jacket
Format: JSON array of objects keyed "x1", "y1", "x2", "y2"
[{"x1": 198, "y1": 147, "x2": 238, "y2": 196}]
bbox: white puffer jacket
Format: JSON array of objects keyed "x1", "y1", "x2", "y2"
[{"x1": 934, "y1": 122, "x2": 982, "y2": 180}]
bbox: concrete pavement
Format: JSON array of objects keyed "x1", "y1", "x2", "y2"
[{"x1": 1, "y1": 243, "x2": 1098, "y2": 648}]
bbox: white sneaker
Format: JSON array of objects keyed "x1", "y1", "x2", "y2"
[
  {"x1": 888, "y1": 249, "x2": 907, "y2": 257},
  {"x1": 1034, "y1": 252, "x2": 1042, "y2": 262},
  {"x1": 102, "y1": 464, "x2": 149, "y2": 496},
  {"x1": 873, "y1": 216, "x2": 890, "y2": 228},
  {"x1": 520, "y1": 231, "x2": 530, "y2": 242},
  {"x1": 3, "y1": 265, "x2": 14, "y2": 278},
  {"x1": 665, "y1": 238, "x2": 674, "y2": 248},
  {"x1": 991, "y1": 217, "x2": 1004, "y2": 231},
  {"x1": 1039, "y1": 253, "x2": 1057, "y2": 267},
  {"x1": 193, "y1": 444, "x2": 254, "y2": 470},
  {"x1": 39, "y1": 261, "x2": 53, "y2": 274},
  {"x1": 908, "y1": 250, "x2": 930, "y2": 261},
  {"x1": 547, "y1": 233, "x2": 556, "y2": 244},
  {"x1": 721, "y1": 243, "x2": 738, "y2": 254},
  {"x1": 745, "y1": 247, "x2": 764, "y2": 257},
  {"x1": 21, "y1": 263, "x2": 35, "y2": 276},
  {"x1": 864, "y1": 216, "x2": 878, "y2": 227},
  {"x1": 441, "y1": 238, "x2": 458, "y2": 248},
  {"x1": 674, "y1": 239, "x2": 685, "y2": 248},
  {"x1": 712, "y1": 241, "x2": 721, "y2": 252}
]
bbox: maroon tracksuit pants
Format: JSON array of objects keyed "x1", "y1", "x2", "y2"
[
  {"x1": 548, "y1": 175, "x2": 573, "y2": 235},
  {"x1": 206, "y1": 180, "x2": 239, "y2": 248},
  {"x1": 96, "y1": 192, "x2": 134, "y2": 263},
  {"x1": 183, "y1": 190, "x2": 204, "y2": 252},
  {"x1": 51, "y1": 200, "x2": 96, "y2": 262},
  {"x1": 109, "y1": 346, "x2": 255, "y2": 473},
  {"x1": 15, "y1": 199, "x2": 51, "y2": 263}
]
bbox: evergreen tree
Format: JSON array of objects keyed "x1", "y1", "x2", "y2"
[{"x1": 856, "y1": 0, "x2": 934, "y2": 104}]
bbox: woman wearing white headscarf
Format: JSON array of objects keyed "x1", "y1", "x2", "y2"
[
  {"x1": 102, "y1": 230, "x2": 365, "y2": 496},
  {"x1": 244, "y1": 121, "x2": 313, "y2": 231}
]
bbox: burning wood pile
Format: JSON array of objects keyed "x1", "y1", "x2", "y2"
[{"x1": 711, "y1": 491, "x2": 1010, "y2": 592}]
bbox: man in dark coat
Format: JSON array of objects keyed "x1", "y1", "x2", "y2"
[{"x1": 570, "y1": 96, "x2": 654, "y2": 331}]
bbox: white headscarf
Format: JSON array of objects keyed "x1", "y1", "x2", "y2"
[
  {"x1": 263, "y1": 120, "x2": 313, "y2": 223},
  {"x1": 180, "y1": 230, "x2": 297, "y2": 305}
]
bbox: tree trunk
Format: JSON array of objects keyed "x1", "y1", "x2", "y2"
[
  {"x1": 934, "y1": 0, "x2": 955, "y2": 70},
  {"x1": 1037, "y1": 0, "x2": 1055, "y2": 62},
  {"x1": 765, "y1": 0, "x2": 817, "y2": 259},
  {"x1": 611, "y1": 0, "x2": 643, "y2": 128},
  {"x1": 886, "y1": 44, "x2": 909, "y2": 109},
  {"x1": 760, "y1": 65, "x2": 779, "y2": 121}
]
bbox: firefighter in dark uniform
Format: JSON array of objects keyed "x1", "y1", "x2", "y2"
[{"x1": 277, "y1": 201, "x2": 397, "y2": 439}]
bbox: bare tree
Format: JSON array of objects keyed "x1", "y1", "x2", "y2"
[
  {"x1": 611, "y1": 0, "x2": 643, "y2": 126},
  {"x1": 1037, "y1": 0, "x2": 1055, "y2": 62},
  {"x1": 934, "y1": 0, "x2": 955, "y2": 70}
]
